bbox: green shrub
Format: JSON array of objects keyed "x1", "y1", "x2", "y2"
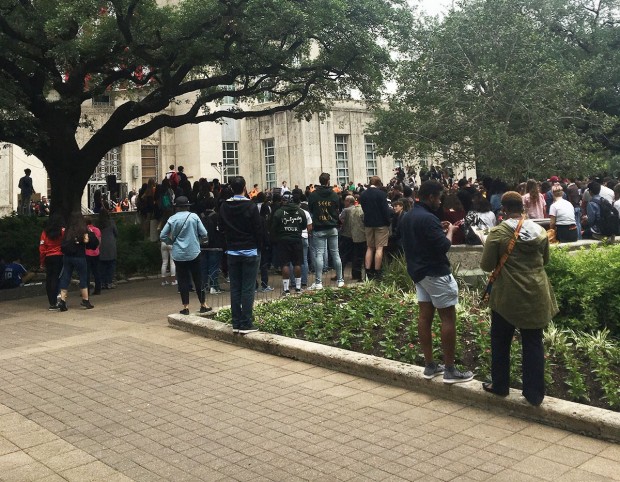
[
  {"x1": 0, "y1": 213, "x2": 161, "y2": 278},
  {"x1": 0, "y1": 214, "x2": 45, "y2": 268},
  {"x1": 547, "y1": 245, "x2": 620, "y2": 337}
]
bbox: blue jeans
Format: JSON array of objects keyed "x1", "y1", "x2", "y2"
[
  {"x1": 574, "y1": 207, "x2": 582, "y2": 240},
  {"x1": 313, "y1": 228, "x2": 342, "y2": 284},
  {"x1": 228, "y1": 254, "x2": 260, "y2": 329},
  {"x1": 201, "y1": 250, "x2": 222, "y2": 290},
  {"x1": 59, "y1": 256, "x2": 88, "y2": 290}
]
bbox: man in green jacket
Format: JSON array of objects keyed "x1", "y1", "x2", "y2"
[{"x1": 272, "y1": 192, "x2": 308, "y2": 295}]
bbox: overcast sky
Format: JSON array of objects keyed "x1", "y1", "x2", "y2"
[{"x1": 414, "y1": 0, "x2": 454, "y2": 16}]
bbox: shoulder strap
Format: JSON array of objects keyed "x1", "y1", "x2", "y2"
[
  {"x1": 171, "y1": 213, "x2": 192, "y2": 243},
  {"x1": 483, "y1": 216, "x2": 525, "y2": 301}
]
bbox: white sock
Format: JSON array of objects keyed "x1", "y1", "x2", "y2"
[
  {"x1": 283, "y1": 279, "x2": 290, "y2": 291},
  {"x1": 295, "y1": 278, "x2": 301, "y2": 290}
]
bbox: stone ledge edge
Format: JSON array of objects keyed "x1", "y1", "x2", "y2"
[{"x1": 168, "y1": 314, "x2": 620, "y2": 444}]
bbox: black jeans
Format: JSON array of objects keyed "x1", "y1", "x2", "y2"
[
  {"x1": 228, "y1": 254, "x2": 260, "y2": 330},
  {"x1": 491, "y1": 310, "x2": 545, "y2": 405},
  {"x1": 175, "y1": 256, "x2": 205, "y2": 306},
  {"x1": 45, "y1": 255, "x2": 64, "y2": 306},
  {"x1": 86, "y1": 255, "x2": 101, "y2": 292}
]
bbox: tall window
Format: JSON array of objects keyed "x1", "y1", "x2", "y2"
[
  {"x1": 263, "y1": 139, "x2": 276, "y2": 189},
  {"x1": 335, "y1": 135, "x2": 349, "y2": 186},
  {"x1": 141, "y1": 145, "x2": 159, "y2": 186},
  {"x1": 365, "y1": 136, "x2": 378, "y2": 181},
  {"x1": 90, "y1": 148, "x2": 122, "y2": 182},
  {"x1": 222, "y1": 142, "x2": 239, "y2": 183}
]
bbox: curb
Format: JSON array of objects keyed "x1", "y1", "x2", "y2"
[{"x1": 168, "y1": 314, "x2": 620, "y2": 444}]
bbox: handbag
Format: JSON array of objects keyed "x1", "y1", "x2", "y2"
[{"x1": 482, "y1": 216, "x2": 525, "y2": 303}]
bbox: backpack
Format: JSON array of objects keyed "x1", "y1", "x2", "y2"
[
  {"x1": 596, "y1": 198, "x2": 620, "y2": 236},
  {"x1": 168, "y1": 171, "x2": 179, "y2": 189},
  {"x1": 161, "y1": 192, "x2": 172, "y2": 209}
]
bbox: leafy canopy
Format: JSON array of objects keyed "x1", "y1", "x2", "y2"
[{"x1": 371, "y1": 0, "x2": 620, "y2": 181}]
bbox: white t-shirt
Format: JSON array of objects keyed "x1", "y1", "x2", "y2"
[
  {"x1": 477, "y1": 211, "x2": 497, "y2": 229},
  {"x1": 549, "y1": 198, "x2": 576, "y2": 225},
  {"x1": 301, "y1": 209, "x2": 312, "y2": 239},
  {"x1": 600, "y1": 185, "x2": 615, "y2": 204}
]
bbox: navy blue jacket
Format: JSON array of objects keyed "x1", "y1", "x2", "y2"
[
  {"x1": 401, "y1": 202, "x2": 452, "y2": 283},
  {"x1": 359, "y1": 187, "x2": 391, "y2": 227}
]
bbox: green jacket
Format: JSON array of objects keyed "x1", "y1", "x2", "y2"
[{"x1": 480, "y1": 219, "x2": 558, "y2": 329}]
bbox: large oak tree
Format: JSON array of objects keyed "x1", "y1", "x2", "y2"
[
  {"x1": 0, "y1": 0, "x2": 410, "y2": 218},
  {"x1": 371, "y1": 0, "x2": 620, "y2": 182}
]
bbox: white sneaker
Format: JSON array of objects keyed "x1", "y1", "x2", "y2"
[
  {"x1": 210, "y1": 287, "x2": 222, "y2": 295},
  {"x1": 337, "y1": 279, "x2": 345, "y2": 288},
  {"x1": 309, "y1": 282, "x2": 323, "y2": 291},
  {"x1": 171, "y1": 280, "x2": 178, "y2": 286},
  {"x1": 161, "y1": 281, "x2": 169, "y2": 286}
]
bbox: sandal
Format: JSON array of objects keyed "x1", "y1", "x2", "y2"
[{"x1": 482, "y1": 382, "x2": 509, "y2": 397}]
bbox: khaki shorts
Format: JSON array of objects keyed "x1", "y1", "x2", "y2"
[{"x1": 365, "y1": 226, "x2": 390, "y2": 248}]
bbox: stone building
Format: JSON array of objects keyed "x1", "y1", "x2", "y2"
[{"x1": 1, "y1": 92, "x2": 474, "y2": 216}]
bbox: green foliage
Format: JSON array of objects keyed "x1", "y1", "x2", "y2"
[
  {"x1": 371, "y1": 0, "x2": 620, "y2": 181},
  {"x1": 214, "y1": 265, "x2": 620, "y2": 410},
  {"x1": 0, "y1": 214, "x2": 160, "y2": 278},
  {"x1": 546, "y1": 245, "x2": 620, "y2": 336},
  {"x1": 0, "y1": 0, "x2": 412, "y2": 217},
  {"x1": 0, "y1": 214, "x2": 46, "y2": 268}
]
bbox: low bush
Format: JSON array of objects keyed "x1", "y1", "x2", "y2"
[
  {"x1": 214, "y1": 281, "x2": 620, "y2": 411},
  {"x1": 0, "y1": 214, "x2": 161, "y2": 277}
]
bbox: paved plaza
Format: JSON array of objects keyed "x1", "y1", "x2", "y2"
[{"x1": 0, "y1": 279, "x2": 618, "y2": 481}]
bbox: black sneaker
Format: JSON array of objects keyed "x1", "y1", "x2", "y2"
[
  {"x1": 295, "y1": 288, "x2": 302, "y2": 294},
  {"x1": 199, "y1": 306, "x2": 212, "y2": 314},
  {"x1": 81, "y1": 300, "x2": 94, "y2": 309},
  {"x1": 57, "y1": 300, "x2": 68, "y2": 312},
  {"x1": 282, "y1": 290, "x2": 291, "y2": 297},
  {"x1": 179, "y1": 308, "x2": 190, "y2": 315},
  {"x1": 48, "y1": 305, "x2": 60, "y2": 312},
  {"x1": 238, "y1": 325, "x2": 259, "y2": 334}
]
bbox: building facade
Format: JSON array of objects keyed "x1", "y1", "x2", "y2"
[{"x1": 1, "y1": 94, "x2": 474, "y2": 216}]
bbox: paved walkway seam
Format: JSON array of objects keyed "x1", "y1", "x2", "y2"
[{"x1": 168, "y1": 313, "x2": 620, "y2": 444}]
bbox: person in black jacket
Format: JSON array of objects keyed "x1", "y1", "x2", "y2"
[
  {"x1": 307, "y1": 172, "x2": 344, "y2": 290},
  {"x1": 401, "y1": 181, "x2": 473, "y2": 384},
  {"x1": 200, "y1": 197, "x2": 225, "y2": 294},
  {"x1": 359, "y1": 176, "x2": 391, "y2": 279},
  {"x1": 218, "y1": 176, "x2": 262, "y2": 334}
]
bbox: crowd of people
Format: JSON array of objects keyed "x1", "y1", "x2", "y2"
[{"x1": 6, "y1": 162, "x2": 620, "y2": 405}]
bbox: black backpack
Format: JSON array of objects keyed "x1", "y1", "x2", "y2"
[{"x1": 596, "y1": 198, "x2": 620, "y2": 236}]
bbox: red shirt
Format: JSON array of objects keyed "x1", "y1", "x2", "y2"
[{"x1": 39, "y1": 228, "x2": 65, "y2": 267}]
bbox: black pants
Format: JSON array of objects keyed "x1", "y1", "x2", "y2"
[
  {"x1": 45, "y1": 255, "x2": 64, "y2": 306},
  {"x1": 556, "y1": 224, "x2": 578, "y2": 243},
  {"x1": 86, "y1": 255, "x2": 101, "y2": 292},
  {"x1": 175, "y1": 256, "x2": 205, "y2": 306},
  {"x1": 491, "y1": 310, "x2": 545, "y2": 405}
]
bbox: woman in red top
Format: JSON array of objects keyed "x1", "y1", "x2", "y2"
[{"x1": 39, "y1": 213, "x2": 65, "y2": 310}]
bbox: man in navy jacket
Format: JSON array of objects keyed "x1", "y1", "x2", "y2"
[
  {"x1": 401, "y1": 180, "x2": 474, "y2": 384},
  {"x1": 359, "y1": 176, "x2": 391, "y2": 279}
]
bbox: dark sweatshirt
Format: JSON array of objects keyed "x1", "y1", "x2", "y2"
[
  {"x1": 308, "y1": 185, "x2": 340, "y2": 231},
  {"x1": 218, "y1": 198, "x2": 262, "y2": 252},
  {"x1": 272, "y1": 203, "x2": 307, "y2": 241}
]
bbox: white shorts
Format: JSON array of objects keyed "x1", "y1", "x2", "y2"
[{"x1": 415, "y1": 274, "x2": 458, "y2": 309}]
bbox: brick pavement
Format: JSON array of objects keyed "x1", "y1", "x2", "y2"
[{"x1": 0, "y1": 279, "x2": 618, "y2": 481}]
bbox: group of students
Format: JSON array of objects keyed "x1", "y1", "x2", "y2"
[{"x1": 38, "y1": 210, "x2": 118, "y2": 311}]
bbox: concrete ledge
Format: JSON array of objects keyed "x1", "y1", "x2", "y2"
[{"x1": 169, "y1": 314, "x2": 620, "y2": 444}]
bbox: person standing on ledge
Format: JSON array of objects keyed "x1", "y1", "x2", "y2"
[
  {"x1": 218, "y1": 176, "x2": 263, "y2": 334},
  {"x1": 401, "y1": 180, "x2": 474, "y2": 384},
  {"x1": 480, "y1": 191, "x2": 557, "y2": 406},
  {"x1": 18, "y1": 168, "x2": 35, "y2": 215}
]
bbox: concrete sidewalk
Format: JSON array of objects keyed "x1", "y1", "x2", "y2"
[{"x1": 0, "y1": 279, "x2": 618, "y2": 481}]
